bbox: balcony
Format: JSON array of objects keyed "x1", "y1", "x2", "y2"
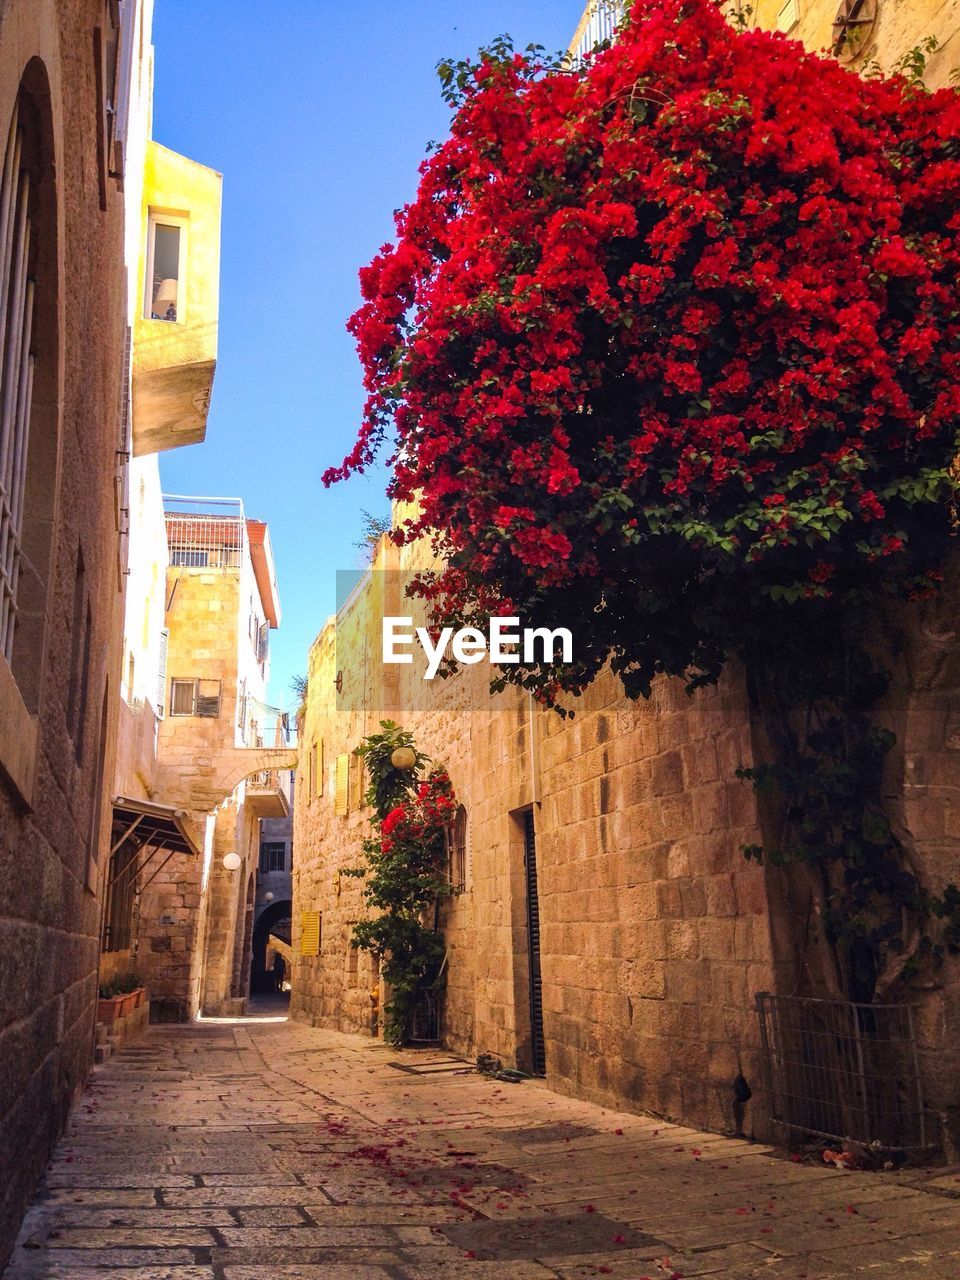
[
  {"x1": 245, "y1": 769, "x2": 290, "y2": 818},
  {"x1": 132, "y1": 141, "x2": 222, "y2": 455},
  {"x1": 164, "y1": 495, "x2": 246, "y2": 570},
  {"x1": 569, "y1": 0, "x2": 624, "y2": 65}
]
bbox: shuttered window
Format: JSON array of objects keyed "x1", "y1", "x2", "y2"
[
  {"x1": 351, "y1": 753, "x2": 364, "y2": 810},
  {"x1": 196, "y1": 678, "x2": 221, "y2": 717},
  {"x1": 317, "y1": 738, "x2": 324, "y2": 797},
  {"x1": 300, "y1": 911, "x2": 321, "y2": 956},
  {"x1": 156, "y1": 627, "x2": 168, "y2": 716},
  {"x1": 0, "y1": 99, "x2": 38, "y2": 663},
  {"x1": 334, "y1": 753, "x2": 349, "y2": 816}
]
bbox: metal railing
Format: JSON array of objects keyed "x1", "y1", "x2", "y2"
[
  {"x1": 569, "y1": 0, "x2": 624, "y2": 66},
  {"x1": 756, "y1": 993, "x2": 928, "y2": 1152},
  {"x1": 163, "y1": 494, "x2": 246, "y2": 570}
]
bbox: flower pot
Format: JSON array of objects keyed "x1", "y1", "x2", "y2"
[
  {"x1": 132, "y1": 987, "x2": 145, "y2": 1009},
  {"x1": 97, "y1": 995, "x2": 124, "y2": 1024},
  {"x1": 120, "y1": 992, "x2": 137, "y2": 1017}
]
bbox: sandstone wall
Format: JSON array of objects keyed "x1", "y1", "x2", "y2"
[
  {"x1": 0, "y1": 0, "x2": 129, "y2": 1262},
  {"x1": 292, "y1": 541, "x2": 782, "y2": 1137}
]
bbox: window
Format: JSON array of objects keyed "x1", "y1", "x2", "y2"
[
  {"x1": 307, "y1": 742, "x2": 316, "y2": 798},
  {"x1": 169, "y1": 677, "x2": 221, "y2": 718},
  {"x1": 257, "y1": 620, "x2": 269, "y2": 664},
  {"x1": 334, "y1": 753, "x2": 349, "y2": 816},
  {"x1": 316, "y1": 740, "x2": 323, "y2": 797},
  {"x1": 259, "y1": 841, "x2": 286, "y2": 874},
  {"x1": 449, "y1": 804, "x2": 468, "y2": 894},
  {"x1": 102, "y1": 837, "x2": 137, "y2": 952},
  {"x1": 170, "y1": 548, "x2": 208, "y2": 568},
  {"x1": 145, "y1": 215, "x2": 186, "y2": 322},
  {"x1": 170, "y1": 678, "x2": 195, "y2": 716},
  {"x1": 0, "y1": 97, "x2": 39, "y2": 668}
]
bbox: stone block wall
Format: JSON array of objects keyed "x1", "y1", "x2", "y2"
[
  {"x1": 0, "y1": 0, "x2": 129, "y2": 1263},
  {"x1": 292, "y1": 541, "x2": 780, "y2": 1138}
]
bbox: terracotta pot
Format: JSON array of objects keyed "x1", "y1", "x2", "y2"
[
  {"x1": 120, "y1": 992, "x2": 137, "y2": 1017},
  {"x1": 133, "y1": 987, "x2": 145, "y2": 1008},
  {"x1": 97, "y1": 996, "x2": 124, "y2": 1024}
]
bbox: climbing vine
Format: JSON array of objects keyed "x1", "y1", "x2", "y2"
[{"x1": 343, "y1": 721, "x2": 455, "y2": 1044}]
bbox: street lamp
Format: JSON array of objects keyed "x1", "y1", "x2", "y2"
[{"x1": 222, "y1": 852, "x2": 241, "y2": 871}]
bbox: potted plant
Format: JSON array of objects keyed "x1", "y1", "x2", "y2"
[
  {"x1": 115, "y1": 972, "x2": 145, "y2": 1014},
  {"x1": 96, "y1": 979, "x2": 125, "y2": 1024}
]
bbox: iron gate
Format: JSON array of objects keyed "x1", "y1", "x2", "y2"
[{"x1": 756, "y1": 992, "x2": 928, "y2": 1152}]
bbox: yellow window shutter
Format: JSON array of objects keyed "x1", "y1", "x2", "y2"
[
  {"x1": 351, "y1": 754, "x2": 364, "y2": 809},
  {"x1": 300, "y1": 911, "x2": 321, "y2": 956},
  {"x1": 334, "y1": 753, "x2": 349, "y2": 815}
]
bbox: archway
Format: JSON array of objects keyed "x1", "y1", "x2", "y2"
[{"x1": 251, "y1": 898, "x2": 291, "y2": 995}]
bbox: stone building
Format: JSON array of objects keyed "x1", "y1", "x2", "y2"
[
  {"x1": 0, "y1": 0, "x2": 140, "y2": 1262},
  {"x1": 293, "y1": 0, "x2": 960, "y2": 1158},
  {"x1": 105, "y1": 494, "x2": 294, "y2": 1021}
]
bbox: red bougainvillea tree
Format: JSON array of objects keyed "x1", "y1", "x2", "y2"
[
  {"x1": 326, "y1": 0, "x2": 960, "y2": 706},
  {"x1": 327, "y1": 0, "x2": 960, "y2": 999}
]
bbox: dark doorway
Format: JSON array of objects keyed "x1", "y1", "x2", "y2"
[
  {"x1": 250, "y1": 898, "x2": 291, "y2": 995},
  {"x1": 523, "y1": 810, "x2": 547, "y2": 1076}
]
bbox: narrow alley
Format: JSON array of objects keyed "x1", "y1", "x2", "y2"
[{"x1": 7, "y1": 1013, "x2": 960, "y2": 1280}]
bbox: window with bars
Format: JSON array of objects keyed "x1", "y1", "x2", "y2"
[
  {"x1": 0, "y1": 98, "x2": 39, "y2": 667},
  {"x1": 169, "y1": 677, "x2": 221, "y2": 718},
  {"x1": 259, "y1": 841, "x2": 286, "y2": 874},
  {"x1": 449, "y1": 804, "x2": 468, "y2": 894}
]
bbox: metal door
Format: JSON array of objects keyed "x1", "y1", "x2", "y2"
[{"x1": 523, "y1": 809, "x2": 546, "y2": 1076}]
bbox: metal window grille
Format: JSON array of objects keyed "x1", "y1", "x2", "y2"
[
  {"x1": 409, "y1": 989, "x2": 441, "y2": 1045},
  {"x1": 0, "y1": 101, "x2": 37, "y2": 663},
  {"x1": 448, "y1": 804, "x2": 467, "y2": 893},
  {"x1": 169, "y1": 678, "x2": 195, "y2": 716},
  {"x1": 257, "y1": 619, "x2": 269, "y2": 663},
  {"x1": 569, "y1": 0, "x2": 624, "y2": 66},
  {"x1": 756, "y1": 993, "x2": 928, "y2": 1152},
  {"x1": 102, "y1": 839, "x2": 137, "y2": 953},
  {"x1": 259, "y1": 840, "x2": 286, "y2": 874},
  {"x1": 164, "y1": 495, "x2": 246, "y2": 570}
]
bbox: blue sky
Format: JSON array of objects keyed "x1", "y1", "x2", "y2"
[{"x1": 153, "y1": 0, "x2": 585, "y2": 710}]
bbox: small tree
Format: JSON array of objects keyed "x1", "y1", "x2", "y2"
[{"x1": 344, "y1": 721, "x2": 456, "y2": 1043}]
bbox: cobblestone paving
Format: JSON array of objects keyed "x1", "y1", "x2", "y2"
[{"x1": 6, "y1": 1014, "x2": 960, "y2": 1279}]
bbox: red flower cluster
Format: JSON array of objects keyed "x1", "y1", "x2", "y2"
[
  {"x1": 378, "y1": 770, "x2": 455, "y2": 857},
  {"x1": 326, "y1": 0, "x2": 960, "y2": 696}
]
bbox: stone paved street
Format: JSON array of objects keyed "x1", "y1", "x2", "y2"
[{"x1": 6, "y1": 1014, "x2": 960, "y2": 1280}]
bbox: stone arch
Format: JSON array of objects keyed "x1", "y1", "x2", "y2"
[{"x1": 251, "y1": 897, "x2": 292, "y2": 995}]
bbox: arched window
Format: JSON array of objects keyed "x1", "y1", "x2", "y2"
[
  {"x1": 0, "y1": 63, "x2": 59, "y2": 714},
  {"x1": 449, "y1": 804, "x2": 468, "y2": 894}
]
